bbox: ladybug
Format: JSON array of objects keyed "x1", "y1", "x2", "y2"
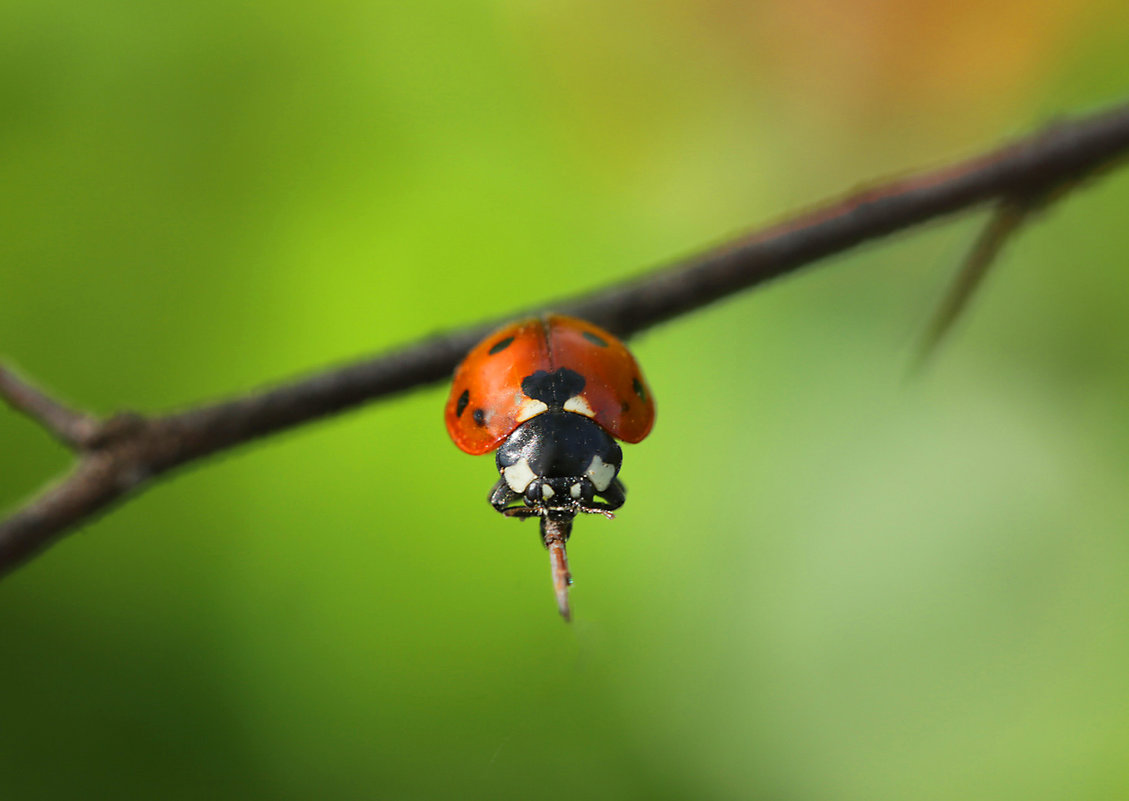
[{"x1": 445, "y1": 314, "x2": 655, "y2": 619}]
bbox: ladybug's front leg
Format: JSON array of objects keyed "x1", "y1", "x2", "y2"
[
  {"x1": 489, "y1": 478, "x2": 520, "y2": 512},
  {"x1": 598, "y1": 477, "x2": 626, "y2": 510}
]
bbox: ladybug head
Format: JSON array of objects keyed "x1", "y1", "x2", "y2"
[{"x1": 488, "y1": 410, "x2": 626, "y2": 519}]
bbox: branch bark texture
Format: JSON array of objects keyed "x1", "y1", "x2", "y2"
[{"x1": 3, "y1": 101, "x2": 1129, "y2": 576}]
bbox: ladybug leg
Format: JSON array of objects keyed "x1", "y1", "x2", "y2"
[
  {"x1": 489, "y1": 478, "x2": 520, "y2": 512},
  {"x1": 597, "y1": 477, "x2": 626, "y2": 510},
  {"x1": 576, "y1": 505, "x2": 616, "y2": 520},
  {"x1": 501, "y1": 507, "x2": 542, "y2": 519}
]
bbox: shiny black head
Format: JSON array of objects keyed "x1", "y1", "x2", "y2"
[{"x1": 489, "y1": 411, "x2": 625, "y2": 518}]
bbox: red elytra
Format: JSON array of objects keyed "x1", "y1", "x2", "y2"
[{"x1": 445, "y1": 314, "x2": 655, "y2": 455}]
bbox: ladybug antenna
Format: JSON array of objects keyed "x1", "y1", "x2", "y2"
[{"x1": 540, "y1": 513, "x2": 574, "y2": 622}]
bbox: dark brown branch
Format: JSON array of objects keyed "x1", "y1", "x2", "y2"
[{"x1": 3, "y1": 100, "x2": 1129, "y2": 576}]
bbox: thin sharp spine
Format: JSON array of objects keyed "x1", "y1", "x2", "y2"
[{"x1": 541, "y1": 514, "x2": 574, "y2": 622}]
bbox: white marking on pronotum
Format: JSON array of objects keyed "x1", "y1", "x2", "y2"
[
  {"x1": 563, "y1": 394, "x2": 595, "y2": 418},
  {"x1": 516, "y1": 398, "x2": 549, "y2": 423},
  {"x1": 585, "y1": 455, "x2": 616, "y2": 492},
  {"x1": 503, "y1": 459, "x2": 537, "y2": 493},
  {"x1": 541, "y1": 484, "x2": 555, "y2": 499},
  {"x1": 570, "y1": 482, "x2": 583, "y2": 499}
]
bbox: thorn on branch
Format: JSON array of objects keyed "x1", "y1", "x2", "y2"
[
  {"x1": 914, "y1": 175, "x2": 1079, "y2": 368},
  {"x1": 914, "y1": 201, "x2": 1032, "y2": 367},
  {"x1": 0, "y1": 365, "x2": 102, "y2": 450}
]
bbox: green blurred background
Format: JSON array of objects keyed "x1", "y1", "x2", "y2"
[{"x1": 3, "y1": 1, "x2": 1129, "y2": 799}]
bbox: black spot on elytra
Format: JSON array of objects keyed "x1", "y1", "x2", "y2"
[
  {"x1": 582, "y1": 330, "x2": 609, "y2": 348},
  {"x1": 472, "y1": 408, "x2": 487, "y2": 426},
  {"x1": 522, "y1": 368, "x2": 586, "y2": 407},
  {"x1": 488, "y1": 336, "x2": 515, "y2": 355},
  {"x1": 455, "y1": 389, "x2": 469, "y2": 417},
  {"x1": 633, "y1": 377, "x2": 647, "y2": 401},
  {"x1": 620, "y1": 401, "x2": 631, "y2": 413}
]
